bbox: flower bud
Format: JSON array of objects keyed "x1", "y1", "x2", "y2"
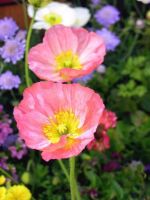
[
  {"x1": 52, "y1": 177, "x2": 60, "y2": 185},
  {"x1": 135, "y1": 19, "x2": 145, "y2": 29},
  {"x1": 21, "y1": 172, "x2": 31, "y2": 184},
  {"x1": 28, "y1": 0, "x2": 51, "y2": 8},
  {"x1": 146, "y1": 10, "x2": 150, "y2": 20}
]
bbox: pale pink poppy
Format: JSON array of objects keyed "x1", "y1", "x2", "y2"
[
  {"x1": 28, "y1": 25, "x2": 106, "y2": 82},
  {"x1": 14, "y1": 82, "x2": 105, "y2": 160}
]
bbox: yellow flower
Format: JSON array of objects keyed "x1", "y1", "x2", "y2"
[
  {"x1": 0, "y1": 187, "x2": 7, "y2": 200},
  {"x1": 5, "y1": 185, "x2": 32, "y2": 200},
  {"x1": 0, "y1": 175, "x2": 6, "y2": 185}
]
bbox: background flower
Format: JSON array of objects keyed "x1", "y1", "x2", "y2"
[
  {"x1": 74, "y1": 7, "x2": 91, "y2": 27},
  {"x1": 91, "y1": 0, "x2": 101, "y2": 6},
  {"x1": 15, "y1": 30, "x2": 26, "y2": 42},
  {"x1": 94, "y1": 5, "x2": 120, "y2": 27},
  {"x1": 28, "y1": 2, "x2": 76, "y2": 29},
  {"x1": 96, "y1": 28, "x2": 120, "y2": 51},
  {"x1": 137, "y1": 0, "x2": 150, "y2": 3},
  {"x1": 73, "y1": 72, "x2": 94, "y2": 84},
  {"x1": 9, "y1": 137, "x2": 28, "y2": 160},
  {"x1": 0, "y1": 17, "x2": 18, "y2": 41},
  {"x1": 0, "y1": 39, "x2": 25, "y2": 64},
  {"x1": 5, "y1": 185, "x2": 32, "y2": 200},
  {"x1": 0, "y1": 71, "x2": 21, "y2": 90},
  {"x1": 96, "y1": 64, "x2": 106, "y2": 74},
  {"x1": 87, "y1": 109, "x2": 117, "y2": 152}
]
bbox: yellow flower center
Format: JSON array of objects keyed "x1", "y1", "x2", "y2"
[
  {"x1": 44, "y1": 13, "x2": 62, "y2": 25},
  {"x1": 43, "y1": 110, "x2": 81, "y2": 143},
  {"x1": 55, "y1": 51, "x2": 82, "y2": 70}
]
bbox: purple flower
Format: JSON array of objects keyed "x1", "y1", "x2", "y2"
[
  {"x1": 9, "y1": 137, "x2": 27, "y2": 160},
  {"x1": 4, "y1": 134, "x2": 18, "y2": 148},
  {"x1": 0, "y1": 71, "x2": 21, "y2": 90},
  {"x1": 145, "y1": 164, "x2": 150, "y2": 174},
  {"x1": 88, "y1": 189, "x2": 98, "y2": 199},
  {"x1": 0, "y1": 105, "x2": 3, "y2": 113},
  {"x1": 10, "y1": 166, "x2": 19, "y2": 182},
  {"x1": 91, "y1": 0, "x2": 100, "y2": 5},
  {"x1": 0, "y1": 108, "x2": 13, "y2": 146},
  {"x1": 103, "y1": 161, "x2": 120, "y2": 172},
  {"x1": 111, "y1": 152, "x2": 122, "y2": 160},
  {"x1": 73, "y1": 73, "x2": 93, "y2": 84},
  {"x1": 0, "y1": 17, "x2": 19, "y2": 41},
  {"x1": 0, "y1": 39, "x2": 25, "y2": 64},
  {"x1": 96, "y1": 28, "x2": 120, "y2": 51},
  {"x1": 0, "y1": 120, "x2": 13, "y2": 146},
  {"x1": 15, "y1": 30, "x2": 26, "y2": 42},
  {"x1": 0, "y1": 157, "x2": 8, "y2": 170},
  {"x1": 94, "y1": 5, "x2": 120, "y2": 27}
]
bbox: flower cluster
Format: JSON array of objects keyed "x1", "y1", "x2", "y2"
[
  {"x1": 93, "y1": 4, "x2": 120, "y2": 51},
  {"x1": 0, "y1": 17, "x2": 26, "y2": 64},
  {"x1": 0, "y1": 105, "x2": 27, "y2": 160},
  {"x1": 28, "y1": 1, "x2": 91, "y2": 30}
]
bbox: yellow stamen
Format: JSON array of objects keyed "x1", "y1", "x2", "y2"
[
  {"x1": 44, "y1": 13, "x2": 62, "y2": 26},
  {"x1": 55, "y1": 51, "x2": 82, "y2": 70},
  {"x1": 43, "y1": 110, "x2": 81, "y2": 144}
]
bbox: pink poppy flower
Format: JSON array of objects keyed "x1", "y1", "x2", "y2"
[
  {"x1": 28, "y1": 25, "x2": 106, "y2": 82},
  {"x1": 14, "y1": 82, "x2": 105, "y2": 160}
]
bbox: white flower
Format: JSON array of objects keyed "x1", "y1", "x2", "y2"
[
  {"x1": 137, "y1": 0, "x2": 150, "y2": 4},
  {"x1": 73, "y1": 7, "x2": 91, "y2": 27},
  {"x1": 28, "y1": 2, "x2": 76, "y2": 29}
]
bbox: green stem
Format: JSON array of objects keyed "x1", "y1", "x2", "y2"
[
  {"x1": 0, "y1": 167, "x2": 17, "y2": 183},
  {"x1": 0, "y1": 62, "x2": 4, "y2": 74},
  {"x1": 123, "y1": 33, "x2": 139, "y2": 61},
  {"x1": 133, "y1": 0, "x2": 143, "y2": 18},
  {"x1": 58, "y1": 160, "x2": 69, "y2": 181},
  {"x1": 25, "y1": 9, "x2": 36, "y2": 87},
  {"x1": 22, "y1": 0, "x2": 28, "y2": 29},
  {"x1": 75, "y1": 183, "x2": 81, "y2": 200},
  {"x1": 70, "y1": 157, "x2": 76, "y2": 200}
]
